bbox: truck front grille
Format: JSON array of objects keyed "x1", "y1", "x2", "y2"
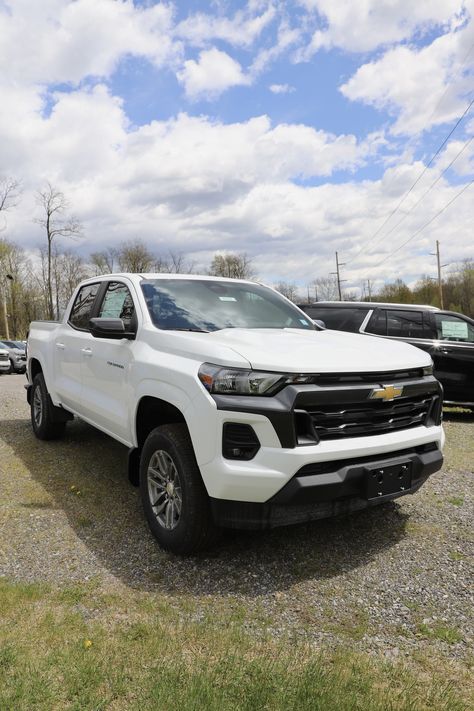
[
  {"x1": 300, "y1": 394, "x2": 438, "y2": 441},
  {"x1": 0, "y1": 353, "x2": 8, "y2": 362}
]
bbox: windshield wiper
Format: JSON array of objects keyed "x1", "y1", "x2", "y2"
[{"x1": 168, "y1": 327, "x2": 210, "y2": 333}]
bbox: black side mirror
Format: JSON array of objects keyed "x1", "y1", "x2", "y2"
[
  {"x1": 313, "y1": 319, "x2": 326, "y2": 329},
  {"x1": 89, "y1": 317, "x2": 136, "y2": 340}
]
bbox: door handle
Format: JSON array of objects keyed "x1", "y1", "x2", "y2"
[
  {"x1": 55, "y1": 342, "x2": 66, "y2": 350},
  {"x1": 439, "y1": 348, "x2": 451, "y2": 354},
  {"x1": 81, "y1": 348, "x2": 93, "y2": 357}
]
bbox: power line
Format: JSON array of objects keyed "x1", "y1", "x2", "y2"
[
  {"x1": 350, "y1": 134, "x2": 473, "y2": 261},
  {"x1": 374, "y1": 178, "x2": 474, "y2": 268},
  {"x1": 347, "y1": 94, "x2": 474, "y2": 266}
]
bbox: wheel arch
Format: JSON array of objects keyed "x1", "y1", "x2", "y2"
[{"x1": 135, "y1": 396, "x2": 188, "y2": 451}]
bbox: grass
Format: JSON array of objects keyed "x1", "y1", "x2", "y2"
[
  {"x1": 0, "y1": 579, "x2": 471, "y2": 711},
  {"x1": 447, "y1": 496, "x2": 464, "y2": 507},
  {"x1": 416, "y1": 622, "x2": 464, "y2": 645}
]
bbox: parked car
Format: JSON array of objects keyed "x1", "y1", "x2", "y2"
[
  {"x1": 298, "y1": 302, "x2": 474, "y2": 408},
  {"x1": 0, "y1": 346, "x2": 10, "y2": 374},
  {"x1": 26, "y1": 275, "x2": 443, "y2": 554},
  {"x1": 0, "y1": 339, "x2": 27, "y2": 374}
]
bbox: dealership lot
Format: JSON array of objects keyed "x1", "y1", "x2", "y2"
[{"x1": 0, "y1": 373, "x2": 472, "y2": 702}]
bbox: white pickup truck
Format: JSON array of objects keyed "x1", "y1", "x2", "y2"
[{"x1": 26, "y1": 274, "x2": 444, "y2": 553}]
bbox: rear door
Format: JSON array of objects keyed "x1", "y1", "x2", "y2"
[
  {"x1": 364, "y1": 308, "x2": 434, "y2": 355},
  {"x1": 54, "y1": 282, "x2": 101, "y2": 413}
]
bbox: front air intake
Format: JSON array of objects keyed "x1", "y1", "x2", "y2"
[{"x1": 223, "y1": 423, "x2": 260, "y2": 460}]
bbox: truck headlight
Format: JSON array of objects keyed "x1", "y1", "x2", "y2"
[
  {"x1": 422, "y1": 365, "x2": 434, "y2": 376},
  {"x1": 198, "y1": 363, "x2": 312, "y2": 396}
]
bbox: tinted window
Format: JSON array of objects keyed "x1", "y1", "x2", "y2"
[
  {"x1": 69, "y1": 283, "x2": 100, "y2": 330},
  {"x1": 368, "y1": 309, "x2": 426, "y2": 338},
  {"x1": 99, "y1": 282, "x2": 136, "y2": 331},
  {"x1": 302, "y1": 307, "x2": 370, "y2": 332},
  {"x1": 386, "y1": 310, "x2": 424, "y2": 338},
  {"x1": 434, "y1": 314, "x2": 474, "y2": 343},
  {"x1": 141, "y1": 279, "x2": 314, "y2": 332},
  {"x1": 366, "y1": 311, "x2": 387, "y2": 335}
]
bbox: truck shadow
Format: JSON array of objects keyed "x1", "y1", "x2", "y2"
[
  {"x1": 442, "y1": 407, "x2": 474, "y2": 423},
  {"x1": 3, "y1": 417, "x2": 410, "y2": 597}
]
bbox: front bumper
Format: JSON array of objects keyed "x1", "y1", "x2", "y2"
[{"x1": 210, "y1": 443, "x2": 443, "y2": 529}]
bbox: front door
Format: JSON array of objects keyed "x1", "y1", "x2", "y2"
[{"x1": 80, "y1": 280, "x2": 138, "y2": 443}]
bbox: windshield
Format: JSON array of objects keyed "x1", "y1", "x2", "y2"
[{"x1": 141, "y1": 279, "x2": 315, "y2": 332}]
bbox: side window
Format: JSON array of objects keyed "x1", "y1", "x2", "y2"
[
  {"x1": 303, "y1": 308, "x2": 369, "y2": 332},
  {"x1": 366, "y1": 310, "x2": 387, "y2": 335},
  {"x1": 69, "y1": 284, "x2": 100, "y2": 330},
  {"x1": 434, "y1": 314, "x2": 474, "y2": 343},
  {"x1": 385, "y1": 310, "x2": 424, "y2": 338},
  {"x1": 98, "y1": 282, "x2": 136, "y2": 331}
]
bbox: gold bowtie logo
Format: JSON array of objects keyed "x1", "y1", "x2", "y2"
[{"x1": 369, "y1": 385, "x2": 403, "y2": 401}]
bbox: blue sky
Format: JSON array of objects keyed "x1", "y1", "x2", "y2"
[{"x1": 0, "y1": 0, "x2": 473, "y2": 296}]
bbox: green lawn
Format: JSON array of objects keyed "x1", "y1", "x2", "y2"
[{"x1": 0, "y1": 579, "x2": 470, "y2": 711}]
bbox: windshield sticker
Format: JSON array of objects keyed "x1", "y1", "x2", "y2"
[
  {"x1": 441, "y1": 321, "x2": 468, "y2": 339},
  {"x1": 299, "y1": 319, "x2": 309, "y2": 325},
  {"x1": 219, "y1": 296, "x2": 237, "y2": 301}
]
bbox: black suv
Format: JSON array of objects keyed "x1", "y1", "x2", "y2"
[{"x1": 298, "y1": 301, "x2": 474, "y2": 408}]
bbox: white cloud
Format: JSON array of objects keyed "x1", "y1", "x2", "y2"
[
  {"x1": 269, "y1": 83, "x2": 295, "y2": 94},
  {"x1": 296, "y1": 0, "x2": 466, "y2": 56},
  {"x1": 340, "y1": 23, "x2": 474, "y2": 135},
  {"x1": 177, "y1": 48, "x2": 250, "y2": 100},
  {"x1": 0, "y1": 0, "x2": 181, "y2": 85},
  {"x1": 176, "y1": 2, "x2": 276, "y2": 48}
]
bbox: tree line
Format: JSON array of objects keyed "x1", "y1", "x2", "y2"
[{"x1": 1, "y1": 177, "x2": 472, "y2": 338}]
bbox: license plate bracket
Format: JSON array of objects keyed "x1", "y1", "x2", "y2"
[{"x1": 365, "y1": 461, "x2": 412, "y2": 500}]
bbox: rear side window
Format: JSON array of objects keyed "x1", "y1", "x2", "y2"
[
  {"x1": 368, "y1": 309, "x2": 425, "y2": 338},
  {"x1": 69, "y1": 284, "x2": 100, "y2": 330},
  {"x1": 302, "y1": 307, "x2": 370, "y2": 332},
  {"x1": 98, "y1": 282, "x2": 136, "y2": 331}
]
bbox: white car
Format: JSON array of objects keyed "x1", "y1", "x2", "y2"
[
  {"x1": 26, "y1": 274, "x2": 444, "y2": 554},
  {"x1": 0, "y1": 347, "x2": 10, "y2": 373}
]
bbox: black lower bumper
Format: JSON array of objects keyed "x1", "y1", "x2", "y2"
[{"x1": 210, "y1": 444, "x2": 443, "y2": 530}]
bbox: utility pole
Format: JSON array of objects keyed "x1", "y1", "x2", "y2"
[
  {"x1": 2, "y1": 275, "x2": 13, "y2": 340},
  {"x1": 367, "y1": 279, "x2": 372, "y2": 302},
  {"x1": 430, "y1": 241, "x2": 447, "y2": 309},
  {"x1": 331, "y1": 252, "x2": 346, "y2": 301}
]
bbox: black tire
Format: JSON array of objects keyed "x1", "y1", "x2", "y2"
[
  {"x1": 31, "y1": 373, "x2": 66, "y2": 440},
  {"x1": 140, "y1": 423, "x2": 217, "y2": 555},
  {"x1": 8, "y1": 359, "x2": 14, "y2": 374}
]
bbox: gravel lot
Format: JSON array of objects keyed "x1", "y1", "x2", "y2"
[{"x1": 0, "y1": 374, "x2": 472, "y2": 670}]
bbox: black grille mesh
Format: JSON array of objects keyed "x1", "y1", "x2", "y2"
[{"x1": 305, "y1": 394, "x2": 435, "y2": 440}]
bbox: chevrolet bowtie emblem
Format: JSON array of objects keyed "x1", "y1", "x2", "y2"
[{"x1": 369, "y1": 385, "x2": 403, "y2": 401}]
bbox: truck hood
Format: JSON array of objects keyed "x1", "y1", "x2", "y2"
[{"x1": 206, "y1": 328, "x2": 430, "y2": 373}]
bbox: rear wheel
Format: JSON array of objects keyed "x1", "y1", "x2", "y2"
[
  {"x1": 31, "y1": 373, "x2": 66, "y2": 440},
  {"x1": 140, "y1": 424, "x2": 217, "y2": 555}
]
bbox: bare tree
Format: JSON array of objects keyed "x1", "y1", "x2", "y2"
[
  {"x1": 117, "y1": 239, "x2": 155, "y2": 272},
  {"x1": 35, "y1": 183, "x2": 82, "y2": 319},
  {"x1": 90, "y1": 247, "x2": 119, "y2": 275},
  {"x1": 274, "y1": 280, "x2": 299, "y2": 302},
  {"x1": 312, "y1": 276, "x2": 339, "y2": 301},
  {"x1": 0, "y1": 177, "x2": 21, "y2": 232},
  {"x1": 209, "y1": 252, "x2": 254, "y2": 279}
]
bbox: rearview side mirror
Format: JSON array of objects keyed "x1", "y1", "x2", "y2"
[
  {"x1": 313, "y1": 319, "x2": 326, "y2": 329},
  {"x1": 89, "y1": 317, "x2": 136, "y2": 340}
]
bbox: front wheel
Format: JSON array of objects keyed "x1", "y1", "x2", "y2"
[
  {"x1": 140, "y1": 424, "x2": 217, "y2": 555},
  {"x1": 31, "y1": 373, "x2": 66, "y2": 440}
]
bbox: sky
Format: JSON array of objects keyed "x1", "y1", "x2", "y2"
[{"x1": 0, "y1": 0, "x2": 473, "y2": 297}]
